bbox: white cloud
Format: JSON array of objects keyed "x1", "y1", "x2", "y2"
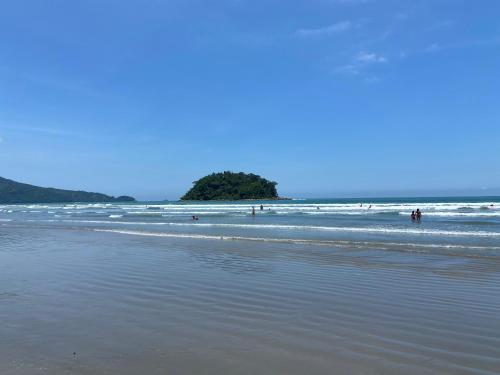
[
  {"x1": 0, "y1": 122, "x2": 86, "y2": 139},
  {"x1": 355, "y1": 52, "x2": 387, "y2": 63},
  {"x1": 335, "y1": 52, "x2": 387, "y2": 77},
  {"x1": 296, "y1": 21, "x2": 353, "y2": 37},
  {"x1": 334, "y1": 64, "x2": 360, "y2": 75},
  {"x1": 421, "y1": 37, "x2": 500, "y2": 54}
]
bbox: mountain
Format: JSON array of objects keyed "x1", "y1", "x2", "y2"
[
  {"x1": 0, "y1": 177, "x2": 135, "y2": 204},
  {"x1": 181, "y1": 171, "x2": 280, "y2": 200}
]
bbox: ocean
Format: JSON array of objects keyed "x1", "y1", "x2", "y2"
[
  {"x1": 1, "y1": 197, "x2": 500, "y2": 374},
  {"x1": 3, "y1": 196, "x2": 500, "y2": 256}
]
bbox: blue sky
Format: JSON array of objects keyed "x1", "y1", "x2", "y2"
[{"x1": 1, "y1": 0, "x2": 499, "y2": 200}]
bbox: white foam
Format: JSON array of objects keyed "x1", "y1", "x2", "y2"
[
  {"x1": 93, "y1": 229, "x2": 500, "y2": 251},
  {"x1": 5, "y1": 201, "x2": 500, "y2": 217},
  {"x1": 400, "y1": 211, "x2": 500, "y2": 217},
  {"x1": 41, "y1": 219, "x2": 500, "y2": 238}
]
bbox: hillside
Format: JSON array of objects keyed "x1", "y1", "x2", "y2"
[
  {"x1": 181, "y1": 171, "x2": 279, "y2": 200},
  {"x1": 0, "y1": 177, "x2": 135, "y2": 204}
]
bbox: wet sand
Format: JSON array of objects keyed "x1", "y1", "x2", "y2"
[{"x1": 1, "y1": 226, "x2": 500, "y2": 374}]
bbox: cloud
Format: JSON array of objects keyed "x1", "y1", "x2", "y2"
[
  {"x1": 424, "y1": 37, "x2": 500, "y2": 53},
  {"x1": 334, "y1": 64, "x2": 361, "y2": 75},
  {"x1": 0, "y1": 123, "x2": 86, "y2": 139},
  {"x1": 355, "y1": 52, "x2": 387, "y2": 63},
  {"x1": 296, "y1": 21, "x2": 354, "y2": 37},
  {"x1": 335, "y1": 51, "x2": 387, "y2": 76}
]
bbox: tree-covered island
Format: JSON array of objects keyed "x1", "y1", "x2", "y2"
[{"x1": 181, "y1": 171, "x2": 282, "y2": 200}]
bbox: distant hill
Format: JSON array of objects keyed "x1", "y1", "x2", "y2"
[
  {"x1": 181, "y1": 171, "x2": 280, "y2": 201},
  {"x1": 0, "y1": 177, "x2": 135, "y2": 204}
]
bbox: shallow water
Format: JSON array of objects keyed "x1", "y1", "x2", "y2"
[
  {"x1": 1, "y1": 198, "x2": 500, "y2": 374},
  {"x1": 2, "y1": 197, "x2": 500, "y2": 255}
]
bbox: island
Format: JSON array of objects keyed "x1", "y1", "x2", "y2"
[
  {"x1": 181, "y1": 171, "x2": 282, "y2": 201},
  {"x1": 0, "y1": 176, "x2": 135, "y2": 204}
]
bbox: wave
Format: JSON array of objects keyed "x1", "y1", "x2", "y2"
[
  {"x1": 399, "y1": 211, "x2": 500, "y2": 217},
  {"x1": 125, "y1": 211, "x2": 165, "y2": 216},
  {"x1": 33, "y1": 219, "x2": 500, "y2": 238},
  {"x1": 92, "y1": 229, "x2": 500, "y2": 253},
  {"x1": 59, "y1": 207, "x2": 500, "y2": 218},
  {"x1": 3, "y1": 201, "x2": 500, "y2": 218}
]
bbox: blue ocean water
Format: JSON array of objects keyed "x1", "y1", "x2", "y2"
[{"x1": 2, "y1": 196, "x2": 499, "y2": 257}]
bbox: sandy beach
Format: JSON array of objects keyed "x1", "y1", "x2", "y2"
[{"x1": 2, "y1": 217, "x2": 500, "y2": 374}]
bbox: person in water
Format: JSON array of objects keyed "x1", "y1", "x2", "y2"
[
  {"x1": 416, "y1": 209, "x2": 422, "y2": 222},
  {"x1": 192, "y1": 215, "x2": 199, "y2": 221},
  {"x1": 252, "y1": 206, "x2": 256, "y2": 216},
  {"x1": 260, "y1": 204, "x2": 264, "y2": 211},
  {"x1": 411, "y1": 211, "x2": 416, "y2": 221}
]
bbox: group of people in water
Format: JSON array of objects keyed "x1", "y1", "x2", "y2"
[
  {"x1": 251, "y1": 204, "x2": 265, "y2": 216},
  {"x1": 411, "y1": 209, "x2": 422, "y2": 222},
  {"x1": 191, "y1": 204, "x2": 424, "y2": 222}
]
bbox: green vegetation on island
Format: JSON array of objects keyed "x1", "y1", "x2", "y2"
[
  {"x1": 0, "y1": 176, "x2": 135, "y2": 204},
  {"x1": 181, "y1": 171, "x2": 280, "y2": 201}
]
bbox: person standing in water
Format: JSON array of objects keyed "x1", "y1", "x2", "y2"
[
  {"x1": 416, "y1": 209, "x2": 422, "y2": 222},
  {"x1": 411, "y1": 211, "x2": 416, "y2": 221},
  {"x1": 252, "y1": 206, "x2": 256, "y2": 216},
  {"x1": 260, "y1": 204, "x2": 264, "y2": 211}
]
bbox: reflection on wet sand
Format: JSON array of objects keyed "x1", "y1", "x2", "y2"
[{"x1": 1, "y1": 226, "x2": 500, "y2": 375}]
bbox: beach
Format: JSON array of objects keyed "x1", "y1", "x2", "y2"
[{"x1": 1, "y1": 198, "x2": 500, "y2": 374}]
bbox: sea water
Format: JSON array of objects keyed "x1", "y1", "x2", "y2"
[{"x1": 2, "y1": 196, "x2": 499, "y2": 257}]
